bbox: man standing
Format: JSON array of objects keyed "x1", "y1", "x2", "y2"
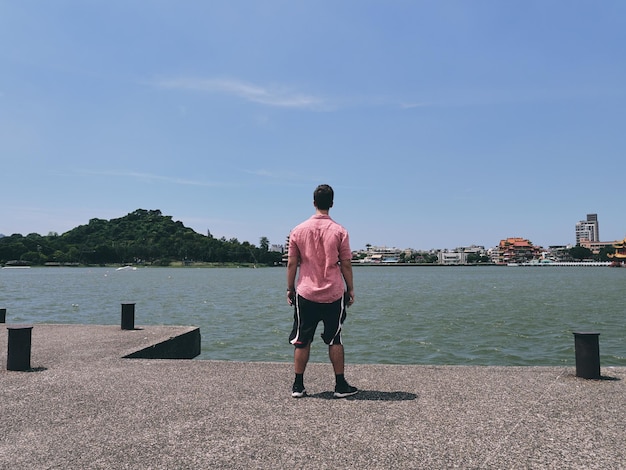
[{"x1": 287, "y1": 184, "x2": 357, "y2": 398}]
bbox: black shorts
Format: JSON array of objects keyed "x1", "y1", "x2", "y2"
[{"x1": 289, "y1": 294, "x2": 347, "y2": 348}]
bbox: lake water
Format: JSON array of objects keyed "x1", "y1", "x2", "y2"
[{"x1": 1, "y1": 266, "x2": 624, "y2": 366}]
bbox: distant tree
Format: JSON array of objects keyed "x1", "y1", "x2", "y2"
[
  {"x1": 259, "y1": 236, "x2": 269, "y2": 252},
  {"x1": 569, "y1": 245, "x2": 593, "y2": 261},
  {"x1": 422, "y1": 253, "x2": 439, "y2": 264},
  {"x1": 21, "y1": 251, "x2": 46, "y2": 264},
  {"x1": 467, "y1": 253, "x2": 491, "y2": 264},
  {"x1": 597, "y1": 245, "x2": 616, "y2": 261},
  {"x1": 264, "y1": 250, "x2": 283, "y2": 265},
  {"x1": 66, "y1": 247, "x2": 80, "y2": 263},
  {"x1": 0, "y1": 237, "x2": 28, "y2": 263}
]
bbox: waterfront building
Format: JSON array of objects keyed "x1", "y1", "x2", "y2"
[
  {"x1": 281, "y1": 235, "x2": 290, "y2": 265},
  {"x1": 546, "y1": 245, "x2": 573, "y2": 261},
  {"x1": 437, "y1": 245, "x2": 486, "y2": 265},
  {"x1": 358, "y1": 245, "x2": 404, "y2": 263},
  {"x1": 493, "y1": 237, "x2": 542, "y2": 265},
  {"x1": 578, "y1": 239, "x2": 615, "y2": 255},
  {"x1": 575, "y1": 214, "x2": 599, "y2": 245},
  {"x1": 608, "y1": 237, "x2": 626, "y2": 262},
  {"x1": 460, "y1": 245, "x2": 487, "y2": 256},
  {"x1": 438, "y1": 250, "x2": 467, "y2": 265}
]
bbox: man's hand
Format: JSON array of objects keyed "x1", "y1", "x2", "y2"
[{"x1": 345, "y1": 289, "x2": 355, "y2": 307}]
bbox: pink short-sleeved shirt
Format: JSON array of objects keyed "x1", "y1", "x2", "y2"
[{"x1": 288, "y1": 214, "x2": 352, "y2": 303}]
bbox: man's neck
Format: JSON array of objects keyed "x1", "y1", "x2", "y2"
[{"x1": 315, "y1": 209, "x2": 330, "y2": 216}]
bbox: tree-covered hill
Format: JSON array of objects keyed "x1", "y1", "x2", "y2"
[{"x1": 0, "y1": 209, "x2": 282, "y2": 266}]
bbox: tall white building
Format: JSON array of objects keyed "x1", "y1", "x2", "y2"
[{"x1": 575, "y1": 213, "x2": 599, "y2": 245}]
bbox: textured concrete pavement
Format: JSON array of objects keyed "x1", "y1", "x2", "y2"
[{"x1": 1, "y1": 324, "x2": 624, "y2": 469}]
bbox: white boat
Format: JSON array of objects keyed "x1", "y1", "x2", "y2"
[{"x1": 116, "y1": 266, "x2": 137, "y2": 271}]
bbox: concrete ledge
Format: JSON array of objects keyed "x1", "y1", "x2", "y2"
[
  {"x1": 0, "y1": 324, "x2": 201, "y2": 368},
  {"x1": 123, "y1": 327, "x2": 201, "y2": 359}
]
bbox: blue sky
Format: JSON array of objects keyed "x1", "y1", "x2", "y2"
[{"x1": 1, "y1": 1, "x2": 625, "y2": 251}]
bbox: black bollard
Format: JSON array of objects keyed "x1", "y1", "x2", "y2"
[
  {"x1": 0, "y1": 308, "x2": 5, "y2": 323},
  {"x1": 573, "y1": 332, "x2": 601, "y2": 379},
  {"x1": 7, "y1": 325, "x2": 34, "y2": 371},
  {"x1": 121, "y1": 303, "x2": 136, "y2": 330}
]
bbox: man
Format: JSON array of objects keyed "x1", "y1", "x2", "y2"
[{"x1": 287, "y1": 184, "x2": 357, "y2": 398}]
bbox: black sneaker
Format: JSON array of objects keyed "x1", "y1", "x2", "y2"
[
  {"x1": 334, "y1": 382, "x2": 358, "y2": 398},
  {"x1": 292, "y1": 382, "x2": 306, "y2": 398}
]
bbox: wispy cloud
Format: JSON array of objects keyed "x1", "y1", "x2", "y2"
[
  {"x1": 244, "y1": 168, "x2": 318, "y2": 182},
  {"x1": 153, "y1": 77, "x2": 328, "y2": 110},
  {"x1": 400, "y1": 102, "x2": 429, "y2": 109},
  {"x1": 76, "y1": 169, "x2": 223, "y2": 187}
]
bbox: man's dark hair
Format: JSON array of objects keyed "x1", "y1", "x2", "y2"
[{"x1": 314, "y1": 184, "x2": 334, "y2": 210}]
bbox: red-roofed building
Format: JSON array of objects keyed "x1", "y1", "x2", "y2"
[{"x1": 494, "y1": 237, "x2": 542, "y2": 265}]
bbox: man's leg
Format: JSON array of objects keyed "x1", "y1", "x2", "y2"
[
  {"x1": 292, "y1": 343, "x2": 310, "y2": 398},
  {"x1": 328, "y1": 344, "x2": 344, "y2": 375},
  {"x1": 329, "y1": 344, "x2": 358, "y2": 398},
  {"x1": 294, "y1": 342, "x2": 311, "y2": 374}
]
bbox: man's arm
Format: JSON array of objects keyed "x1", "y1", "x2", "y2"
[
  {"x1": 340, "y1": 258, "x2": 355, "y2": 307},
  {"x1": 286, "y1": 256, "x2": 298, "y2": 305}
]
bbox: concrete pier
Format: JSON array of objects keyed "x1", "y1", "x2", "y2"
[{"x1": 1, "y1": 324, "x2": 624, "y2": 469}]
